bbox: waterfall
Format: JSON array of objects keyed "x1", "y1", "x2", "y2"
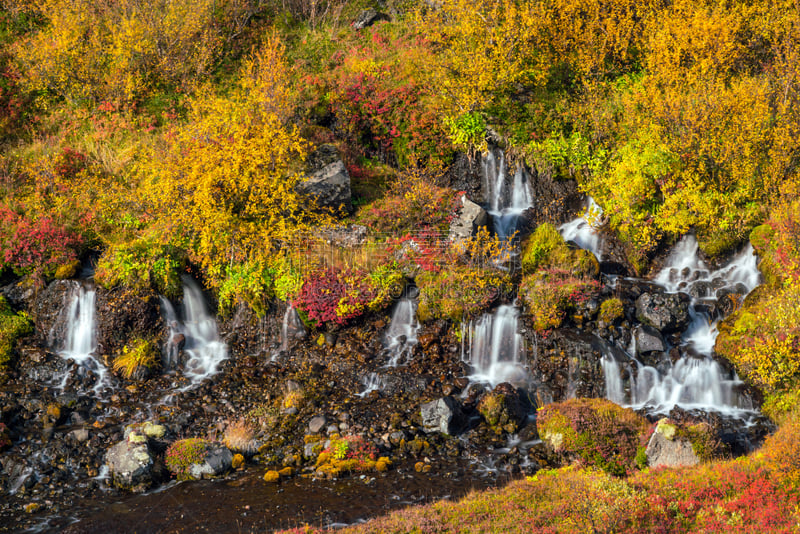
[
  {"x1": 559, "y1": 197, "x2": 604, "y2": 260},
  {"x1": 601, "y1": 234, "x2": 761, "y2": 415},
  {"x1": 464, "y1": 305, "x2": 527, "y2": 387},
  {"x1": 162, "y1": 279, "x2": 228, "y2": 387},
  {"x1": 483, "y1": 149, "x2": 534, "y2": 242},
  {"x1": 273, "y1": 304, "x2": 305, "y2": 359},
  {"x1": 384, "y1": 297, "x2": 419, "y2": 367},
  {"x1": 58, "y1": 284, "x2": 111, "y2": 396},
  {"x1": 601, "y1": 354, "x2": 625, "y2": 405},
  {"x1": 358, "y1": 372, "x2": 387, "y2": 397}
]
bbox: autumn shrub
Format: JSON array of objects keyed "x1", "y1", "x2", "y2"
[
  {"x1": 314, "y1": 434, "x2": 389, "y2": 478},
  {"x1": 112, "y1": 338, "x2": 159, "y2": 380},
  {"x1": 537, "y1": 398, "x2": 651, "y2": 476},
  {"x1": 223, "y1": 418, "x2": 259, "y2": 457},
  {"x1": 519, "y1": 269, "x2": 600, "y2": 332},
  {"x1": 359, "y1": 169, "x2": 461, "y2": 235},
  {"x1": 11, "y1": 0, "x2": 260, "y2": 106},
  {"x1": 294, "y1": 264, "x2": 404, "y2": 327},
  {"x1": 599, "y1": 297, "x2": 624, "y2": 323},
  {"x1": 165, "y1": 438, "x2": 212, "y2": 481},
  {"x1": 139, "y1": 37, "x2": 330, "y2": 289},
  {"x1": 0, "y1": 204, "x2": 83, "y2": 278},
  {"x1": 0, "y1": 296, "x2": 32, "y2": 378},
  {"x1": 416, "y1": 265, "x2": 512, "y2": 322},
  {"x1": 95, "y1": 238, "x2": 186, "y2": 298}
]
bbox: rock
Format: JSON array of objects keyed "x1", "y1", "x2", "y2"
[
  {"x1": 645, "y1": 419, "x2": 700, "y2": 468},
  {"x1": 187, "y1": 444, "x2": 233, "y2": 480},
  {"x1": 308, "y1": 415, "x2": 327, "y2": 434},
  {"x1": 68, "y1": 428, "x2": 90, "y2": 443},
  {"x1": 298, "y1": 144, "x2": 353, "y2": 215},
  {"x1": 635, "y1": 291, "x2": 690, "y2": 333},
  {"x1": 420, "y1": 396, "x2": 467, "y2": 436},
  {"x1": 477, "y1": 383, "x2": 530, "y2": 434},
  {"x1": 352, "y1": 8, "x2": 390, "y2": 30},
  {"x1": 633, "y1": 324, "x2": 666, "y2": 355},
  {"x1": 95, "y1": 287, "x2": 166, "y2": 360},
  {"x1": 449, "y1": 195, "x2": 489, "y2": 242},
  {"x1": 264, "y1": 470, "x2": 280, "y2": 483},
  {"x1": 105, "y1": 432, "x2": 156, "y2": 492}
]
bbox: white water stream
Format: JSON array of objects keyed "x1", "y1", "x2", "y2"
[
  {"x1": 162, "y1": 279, "x2": 228, "y2": 389},
  {"x1": 57, "y1": 284, "x2": 112, "y2": 396},
  {"x1": 463, "y1": 305, "x2": 527, "y2": 388},
  {"x1": 559, "y1": 197, "x2": 604, "y2": 260},
  {"x1": 602, "y1": 234, "x2": 761, "y2": 415},
  {"x1": 483, "y1": 149, "x2": 534, "y2": 242},
  {"x1": 384, "y1": 297, "x2": 419, "y2": 367}
]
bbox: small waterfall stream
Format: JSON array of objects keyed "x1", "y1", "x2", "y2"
[
  {"x1": 273, "y1": 304, "x2": 305, "y2": 360},
  {"x1": 483, "y1": 148, "x2": 534, "y2": 242},
  {"x1": 57, "y1": 283, "x2": 112, "y2": 396},
  {"x1": 162, "y1": 279, "x2": 228, "y2": 388},
  {"x1": 463, "y1": 305, "x2": 527, "y2": 388},
  {"x1": 384, "y1": 297, "x2": 419, "y2": 367},
  {"x1": 559, "y1": 197, "x2": 604, "y2": 260},
  {"x1": 602, "y1": 234, "x2": 761, "y2": 415}
]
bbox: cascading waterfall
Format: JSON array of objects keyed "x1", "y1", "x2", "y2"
[
  {"x1": 384, "y1": 297, "x2": 419, "y2": 367},
  {"x1": 273, "y1": 304, "x2": 305, "y2": 359},
  {"x1": 358, "y1": 372, "x2": 388, "y2": 398},
  {"x1": 57, "y1": 283, "x2": 111, "y2": 396},
  {"x1": 464, "y1": 305, "x2": 527, "y2": 387},
  {"x1": 483, "y1": 149, "x2": 534, "y2": 242},
  {"x1": 602, "y1": 234, "x2": 761, "y2": 414},
  {"x1": 559, "y1": 197, "x2": 604, "y2": 260},
  {"x1": 162, "y1": 279, "x2": 228, "y2": 388}
]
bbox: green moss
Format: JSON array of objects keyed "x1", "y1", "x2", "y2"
[
  {"x1": 95, "y1": 239, "x2": 187, "y2": 299},
  {"x1": 165, "y1": 438, "x2": 211, "y2": 481},
  {"x1": 0, "y1": 296, "x2": 33, "y2": 378},
  {"x1": 522, "y1": 223, "x2": 599, "y2": 278}
]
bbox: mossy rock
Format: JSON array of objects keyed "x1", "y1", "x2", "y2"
[
  {"x1": 537, "y1": 398, "x2": 650, "y2": 476},
  {"x1": 522, "y1": 223, "x2": 599, "y2": 278},
  {"x1": 598, "y1": 298, "x2": 624, "y2": 323}
]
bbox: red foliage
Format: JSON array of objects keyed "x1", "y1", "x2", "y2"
[{"x1": 0, "y1": 204, "x2": 83, "y2": 276}]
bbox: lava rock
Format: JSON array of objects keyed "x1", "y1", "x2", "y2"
[
  {"x1": 645, "y1": 419, "x2": 700, "y2": 468},
  {"x1": 477, "y1": 383, "x2": 530, "y2": 434},
  {"x1": 105, "y1": 432, "x2": 156, "y2": 492},
  {"x1": 633, "y1": 324, "x2": 666, "y2": 355},
  {"x1": 298, "y1": 144, "x2": 352, "y2": 215},
  {"x1": 421, "y1": 396, "x2": 467, "y2": 436},
  {"x1": 635, "y1": 291, "x2": 690, "y2": 334},
  {"x1": 449, "y1": 195, "x2": 489, "y2": 242},
  {"x1": 352, "y1": 8, "x2": 390, "y2": 30},
  {"x1": 188, "y1": 444, "x2": 233, "y2": 480}
]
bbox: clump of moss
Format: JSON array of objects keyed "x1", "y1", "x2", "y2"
[
  {"x1": 314, "y1": 434, "x2": 389, "y2": 478},
  {"x1": 54, "y1": 259, "x2": 81, "y2": 279},
  {"x1": 165, "y1": 438, "x2": 211, "y2": 480},
  {"x1": 537, "y1": 398, "x2": 651, "y2": 476},
  {"x1": 522, "y1": 223, "x2": 599, "y2": 277},
  {"x1": 0, "y1": 296, "x2": 32, "y2": 379},
  {"x1": 112, "y1": 338, "x2": 160, "y2": 380},
  {"x1": 519, "y1": 270, "x2": 600, "y2": 332},
  {"x1": 599, "y1": 297, "x2": 624, "y2": 323}
]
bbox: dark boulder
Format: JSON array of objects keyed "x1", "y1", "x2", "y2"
[{"x1": 635, "y1": 291, "x2": 690, "y2": 334}]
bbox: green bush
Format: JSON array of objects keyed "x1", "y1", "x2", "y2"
[
  {"x1": 599, "y1": 297, "x2": 624, "y2": 323},
  {"x1": 0, "y1": 296, "x2": 32, "y2": 378},
  {"x1": 95, "y1": 238, "x2": 187, "y2": 298},
  {"x1": 519, "y1": 270, "x2": 600, "y2": 331},
  {"x1": 416, "y1": 266, "x2": 512, "y2": 322}
]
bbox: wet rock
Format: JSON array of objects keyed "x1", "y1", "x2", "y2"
[
  {"x1": 105, "y1": 432, "x2": 155, "y2": 493},
  {"x1": 645, "y1": 419, "x2": 700, "y2": 468},
  {"x1": 298, "y1": 144, "x2": 352, "y2": 215},
  {"x1": 68, "y1": 428, "x2": 90, "y2": 443},
  {"x1": 421, "y1": 396, "x2": 467, "y2": 436},
  {"x1": 477, "y1": 383, "x2": 529, "y2": 434},
  {"x1": 308, "y1": 415, "x2": 327, "y2": 434},
  {"x1": 449, "y1": 195, "x2": 489, "y2": 242},
  {"x1": 635, "y1": 291, "x2": 690, "y2": 334},
  {"x1": 95, "y1": 287, "x2": 165, "y2": 361},
  {"x1": 188, "y1": 444, "x2": 233, "y2": 480},
  {"x1": 352, "y1": 8, "x2": 390, "y2": 30},
  {"x1": 633, "y1": 325, "x2": 666, "y2": 355}
]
